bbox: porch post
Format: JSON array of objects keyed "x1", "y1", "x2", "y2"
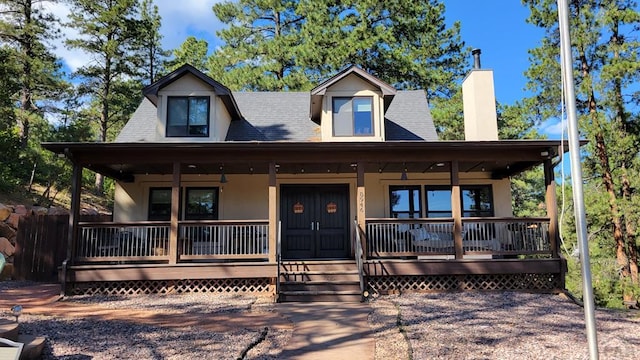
[
  {"x1": 67, "y1": 162, "x2": 82, "y2": 265},
  {"x1": 169, "y1": 161, "x2": 181, "y2": 264},
  {"x1": 544, "y1": 159, "x2": 559, "y2": 258},
  {"x1": 61, "y1": 161, "x2": 82, "y2": 295},
  {"x1": 357, "y1": 162, "x2": 367, "y2": 260},
  {"x1": 451, "y1": 161, "x2": 464, "y2": 259},
  {"x1": 268, "y1": 162, "x2": 277, "y2": 263}
]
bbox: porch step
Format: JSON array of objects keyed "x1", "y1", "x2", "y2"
[
  {"x1": 278, "y1": 290, "x2": 362, "y2": 303},
  {"x1": 280, "y1": 281, "x2": 361, "y2": 292},
  {"x1": 278, "y1": 260, "x2": 363, "y2": 303}
]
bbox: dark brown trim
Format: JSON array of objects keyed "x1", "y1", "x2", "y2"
[
  {"x1": 451, "y1": 161, "x2": 463, "y2": 259},
  {"x1": 364, "y1": 258, "x2": 563, "y2": 276},
  {"x1": 65, "y1": 263, "x2": 278, "y2": 282},
  {"x1": 43, "y1": 140, "x2": 572, "y2": 181},
  {"x1": 68, "y1": 163, "x2": 82, "y2": 264},
  {"x1": 169, "y1": 162, "x2": 180, "y2": 264},
  {"x1": 544, "y1": 159, "x2": 559, "y2": 258}
]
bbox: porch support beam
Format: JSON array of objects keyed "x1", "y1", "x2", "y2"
[
  {"x1": 268, "y1": 162, "x2": 277, "y2": 263},
  {"x1": 61, "y1": 161, "x2": 82, "y2": 295},
  {"x1": 169, "y1": 162, "x2": 181, "y2": 264},
  {"x1": 357, "y1": 162, "x2": 366, "y2": 260},
  {"x1": 544, "y1": 159, "x2": 559, "y2": 258},
  {"x1": 451, "y1": 161, "x2": 464, "y2": 259},
  {"x1": 67, "y1": 162, "x2": 82, "y2": 265}
]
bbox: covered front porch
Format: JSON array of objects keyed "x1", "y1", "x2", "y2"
[{"x1": 44, "y1": 141, "x2": 566, "y2": 295}]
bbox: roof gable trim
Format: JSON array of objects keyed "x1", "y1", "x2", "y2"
[
  {"x1": 311, "y1": 65, "x2": 397, "y2": 96},
  {"x1": 142, "y1": 64, "x2": 242, "y2": 120}
]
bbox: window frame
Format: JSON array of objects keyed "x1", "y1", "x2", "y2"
[
  {"x1": 332, "y1": 96, "x2": 374, "y2": 137},
  {"x1": 184, "y1": 187, "x2": 219, "y2": 220},
  {"x1": 148, "y1": 187, "x2": 173, "y2": 221},
  {"x1": 461, "y1": 185, "x2": 494, "y2": 218},
  {"x1": 424, "y1": 184, "x2": 495, "y2": 218},
  {"x1": 166, "y1": 96, "x2": 210, "y2": 138},
  {"x1": 389, "y1": 185, "x2": 422, "y2": 218},
  {"x1": 424, "y1": 185, "x2": 453, "y2": 218},
  {"x1": 147, "y1": 186, "x2": 219, "y2": 221}
]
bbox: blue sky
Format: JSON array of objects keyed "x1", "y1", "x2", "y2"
[{"x1": 44, "y1": 1, "x2": 562, "y2": 137}]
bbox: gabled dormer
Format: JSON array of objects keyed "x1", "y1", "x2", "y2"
[
  {"x1": 310, "y1": 66, "x2": 396, "y2": 142},
  {"x1": 142, "y1": 64, "x2": 242, "y2": 142}
]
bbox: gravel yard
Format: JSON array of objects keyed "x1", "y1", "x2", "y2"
[
  {"x1": 2, "y1": 281, "x2": 639, "y2": 359},
  {"x1": 370, "y1": 292, "x2": 640, "y2": 360}
]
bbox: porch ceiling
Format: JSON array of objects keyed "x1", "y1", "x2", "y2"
[{"x1": 43, "y1": 140, "x2": 570, "y2": 181}]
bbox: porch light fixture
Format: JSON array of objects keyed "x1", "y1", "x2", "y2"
[
  {"x1": 219, "y1": 166, "x2": 227, "y2": 183},
  {"x1": 401, "y1": 163, "x2": 408, "y2": 181}
]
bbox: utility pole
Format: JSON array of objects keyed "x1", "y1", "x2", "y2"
[{"x1": 556, "y1": 0, "x2": 599, "y2": 358}]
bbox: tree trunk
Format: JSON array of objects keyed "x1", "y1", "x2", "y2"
[
  {"x1": 610, "y1": 19, "x2": 638, "y2": 304},
  {"x1": 580, "y1": 47, "x2": 633, "y2": 302},
  {"x1": 18, "y1": 1, "x2": 35, "y2": 149}
]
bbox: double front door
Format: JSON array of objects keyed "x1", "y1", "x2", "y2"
[{"x1": 281, "y1": 184, "x2": 350, "y2": 259}]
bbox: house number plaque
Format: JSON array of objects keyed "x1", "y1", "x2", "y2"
[
  {"x1": 293, "y1": 202, "x2": 304, "y2": 214},
  {"x1": 326, "y1": 202, "x2": 337, "y2": 214}
]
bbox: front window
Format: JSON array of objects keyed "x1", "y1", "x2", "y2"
[
  {"x1": 390, "y1": 186, "x2": 421, "y2": 218},
  {"x1": 148, "y1": 187, "x2": 219, "y2": 220},
  {"x1": 425, "y1": 186, "x2": 452, "y2": 218},
  {"x1": 148, "y1": 188, "x2": 172, "y2": 221},
  {"x1": 167, "y1": 96, "x2": 209, "y2": 137},
  {"x1": 185, "y1": 187, "x2": 219, "y2": 220},
  {"x1": 424, "y1": 185, "x2": 494, "y2": 218},
  {"x1": 462, "y1": 185, "x2": 494, "y2": 217},
  {"x1": 332, "y1": 97, "x2": 373, "y2": 136}
]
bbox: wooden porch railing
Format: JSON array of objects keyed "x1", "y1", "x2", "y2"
[
  {"x1": 75, "y1": 220, "x2": 269, "y2": 263},
  {"x1": 179, "y1": 220, "x2": 269, "y2": 260},
  {"x1": 366, "y1": 217, "x2": 552, "y2": 258},
  {"x1": 353, "y1": 220, "x2": 365, "y2": 299},
  {"x1": 76, "y1": 222, "x2": 171, "y2": 262}
]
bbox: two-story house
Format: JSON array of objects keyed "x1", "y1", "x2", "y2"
[{"x1": 44, "y1": 59, "x2": 567, "y2": 301}]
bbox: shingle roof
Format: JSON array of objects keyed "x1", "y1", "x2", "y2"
[
  {"x1": 115, "y1": 90, "x2": 438, "y2": 142},
  {"x1": 115, "y1": 97, "x2": 156, "y2": 142},
  {"x1": 227, "y1": 92, "x2": 318, "y2": 141},
  {"x1": 384, "y1": 90, "x2": 438, "y2": 141}
]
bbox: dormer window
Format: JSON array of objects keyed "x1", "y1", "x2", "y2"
[
  {"x1": 167, "y1": 96, "x2": 210, "y2": 137},
  {"x1": 332, "y1": 97, "x2": 373, "y2": 136}
]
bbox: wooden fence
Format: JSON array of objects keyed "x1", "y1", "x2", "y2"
[{"x1": 13, "y1": 214, "x2": 111, "y2": 281}]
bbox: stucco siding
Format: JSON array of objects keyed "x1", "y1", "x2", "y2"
[
  {"x1": 321, "y1": 74, "x2": 385, "y2": 142},
  {"x1": 156, "y1": 73, "x2": 221, "y2": 142},
  {"x1": 114, "y1": 173, "x2": 513, "y2": 222}
]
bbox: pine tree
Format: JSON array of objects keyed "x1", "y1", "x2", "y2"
[
  {"x1": 206, "y1": 0, "x2": 470, "y2": 120},
  {"x1": 523, "y1": 0, "x2": 640, "y2": 306},
  {"x1": 137, "y1": 0, "x2": 168, "y2": 84},
  {"x1": 167, "y1": 36, "x2": 209, "y2": 73},
  {"x1": 65, "y1": 0, "x2": 144, "y2": 194},
  {"x1": 207, "y1": 0, "x2": 308, "y2": 91},
  {"x1": 0, "y1": 0, "x2": 65, "y2": 148}
]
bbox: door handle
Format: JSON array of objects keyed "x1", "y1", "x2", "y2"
[
  {"x1": 311, "y1": 222, "x2": 315, "y2": 231},
  {"x1": 316, "y1": 222, "x2": 320, "y2": 231}
]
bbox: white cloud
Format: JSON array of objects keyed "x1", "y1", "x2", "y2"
[
  {"x1": 41, "y1": 0, "x2": 225, "y2": 72},
  {"x1": 538, "y1": 118, "x2": 567, "y2": 139},
  {"x1": 155, "y1": 0, "x2": 225, "y2": 51}
]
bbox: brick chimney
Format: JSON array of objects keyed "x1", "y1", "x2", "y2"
[{"x1": 462, "y1": 49, "x2": 499, "y2": 141}]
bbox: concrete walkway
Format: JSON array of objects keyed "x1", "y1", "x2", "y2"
[
  {"x1": 0, "y1": 284, "x2": 375, "y2": 359},
  {"x1": 277, "y1": 302, "x2": 374, "y2": 359}
]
